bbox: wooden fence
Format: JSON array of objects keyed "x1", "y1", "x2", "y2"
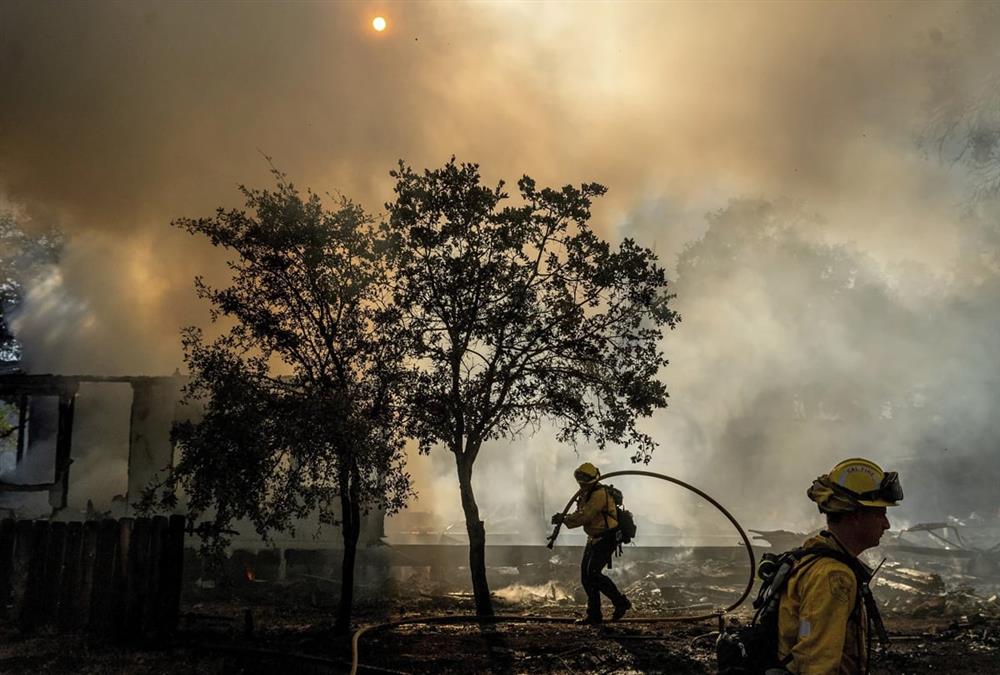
[{"x1": 0, "y1": 515, "x2": 185, "y2": 638}]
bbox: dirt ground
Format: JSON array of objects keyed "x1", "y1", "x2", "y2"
[{"x1": 1, "y1": 588, "x2": 998, "y2": 674}]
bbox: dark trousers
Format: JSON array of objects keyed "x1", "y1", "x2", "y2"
[{"x1": 581, "y1": 531, "x2": 626, "y2": 619}]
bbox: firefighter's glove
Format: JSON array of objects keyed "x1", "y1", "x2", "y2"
[{"x1": 550, "y1": 513, "x2": 564, "y2": 525}]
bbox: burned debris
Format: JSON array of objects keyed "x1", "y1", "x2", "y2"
[{"x1": 1, "y1": 368, "x2": 999, "y2": 675}]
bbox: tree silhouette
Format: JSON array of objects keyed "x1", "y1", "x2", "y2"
[
  {"x1": 386, "y1": 159, "x2": 678, "y2": 615},
  {"x1": 156, "y1": 170, "x2": 412, "y2": 632}
]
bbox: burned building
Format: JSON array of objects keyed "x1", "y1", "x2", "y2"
[{"x1": 0, "y1": 372, "x2": 385, "y2": 548}]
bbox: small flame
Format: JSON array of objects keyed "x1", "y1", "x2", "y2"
[{"x1": 245, "y1": 566, "x2": 255, "y2": 582}]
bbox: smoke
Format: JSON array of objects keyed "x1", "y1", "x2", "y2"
[{"x1": 3, "y1": 1, "x2": 1000, "y2": 535}]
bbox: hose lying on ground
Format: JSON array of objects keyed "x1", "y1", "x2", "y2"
[{"x1": 351, "y1": 470, "x2": 756, "y2": 675}]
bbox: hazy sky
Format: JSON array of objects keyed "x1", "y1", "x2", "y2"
[
  {"x1": 3, "y1": 1, "x2": 999, "y2": 533},
  {"x1": 0, "y1": 0, "x2": 984, "y2": 370}
]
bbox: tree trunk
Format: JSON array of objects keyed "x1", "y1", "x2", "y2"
[
  {"x1": 335, "y1": 460, "x2": 362, "y2": 634},
  {"x1": 456, "y1": 453, "x2": 493, "y2": 616}
]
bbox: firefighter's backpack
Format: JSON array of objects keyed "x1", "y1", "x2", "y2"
[
  {"x1": 715, "y1": 545, "x2": 876, "y2": 675},
  {"x1": 603, "y1": 484, "x2": 637, "y2": 544}
]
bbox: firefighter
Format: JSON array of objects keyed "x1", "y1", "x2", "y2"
[
  {"x1": 776, "y1": 457, "x2": 903, "y2": 674},
  {"x1": 551, "y1": 462, "x2": 631, "y2": 624}
]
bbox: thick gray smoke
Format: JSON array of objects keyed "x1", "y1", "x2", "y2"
[{"x1": 3, "y1": 1, "x2": 1000, "y2": 537}]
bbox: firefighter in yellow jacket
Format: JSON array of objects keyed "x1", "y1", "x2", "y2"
[
  {"x1": 551, "y1": 463, "x2": 631, "y2": 624},
  {"x1": 776, "y1": 457, "x2": 902, "y2": 674}
]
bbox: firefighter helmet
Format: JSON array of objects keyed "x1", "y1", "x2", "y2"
[
  {"x1": 808, "y1": 457, "x2": 902, "y2": 512},
  {"x1": 573, "y1": 462, "x2": 601, "y2": 485}
]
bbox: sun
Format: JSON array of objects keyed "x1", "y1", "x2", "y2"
[{"x1": 372, "y1": 16, "x2": 387, "y2": 32}]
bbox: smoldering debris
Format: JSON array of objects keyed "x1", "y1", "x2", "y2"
[
  {"x1": 493, "y1": 581, "x2": 573, "y2": 605},
  {"x1": 183, "y1": 540, "x2": 1000, "y2": 630}
]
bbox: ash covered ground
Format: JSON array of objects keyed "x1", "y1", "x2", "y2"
[{"x1": 1, "y1": 542, "x2": 998, "y2": 674}]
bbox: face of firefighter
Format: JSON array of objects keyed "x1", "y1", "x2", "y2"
[{"x1": 852, "y1": 505, "x2": 891, "y2": 551}]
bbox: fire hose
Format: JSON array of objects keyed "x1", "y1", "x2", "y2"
[
  {"x1": 350, "y1": 470, "x2": 756, "y2": 675},
  {"x1": 546, "y1": 469, "x2": 757, "y2": 617}
]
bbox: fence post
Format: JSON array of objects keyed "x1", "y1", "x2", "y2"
[
  {"x1": 0, "y1": 519, "x2": 15, "y2": 619},
  {"x1": 145, "y1": 516, "x2": 166, "y2": 636},
  {"x1": 110, "y1": 518, "x2": 133, "y2": 638},
  {"x1": 88, "y1": 519, "x2": 119, "y2": 635},
  {"x1": 75, "y1": 520, "x2": 99, "y2": 630},
  {"x1": 18, "y1": 520, "x2": 49, "y2": 632},
  {"x1": 159, "y1": 515, "x2": 186, "y2": 635},
  {"x1": 8, "y1": 520, "x2": 33, "y2": 621},
  {"x1": 123, "y1": 518, "x2": 150, "y2": 639},
  {"x1": 57, "y1": 521, "x2": 84, "y2": 631},
  {"x1": 42, "y1": 521, "x2": 67, "y2": 619}
]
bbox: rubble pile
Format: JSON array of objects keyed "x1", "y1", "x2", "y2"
[
  {"x1": 875, "y1": 564, "x2": 948, "y2": 615},
  {"x1": 192, "y1": 521, "x2": 1000, "y2": 624},
  {"x1": 939, "y1": 614, "x2": 1000, "y2": 650},
  {"x1": 492, "y1": 581, "x2": 574, "y2": 606},
  {"x1": 484, "y1": 551, "x2": 750, "y2": 615}
]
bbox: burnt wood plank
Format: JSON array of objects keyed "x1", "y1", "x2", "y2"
[
  {"x1": 0, "y1": 519, "x2": 15, "y2": 619},
  {"x1": 75, "y1": 521, "x2": 99, "y2": 629},
  {"x1": 42, "y1": 521, "x2": 67, "y2": 620},
  {"x1": 88, "y1": 519, "x2": 119, "y2": 635},
  {"x1": 144, "y1": 516, "x2": 166, "y2": 636},
  {"x1": 123, "y1": 518, "x2": 150, "y2": 638},
  {"x1": 18, "y1": 520, "x2": 49, "y2": 632},
  {"x1": 159, "y1": 515, "x2": 186, "y2": 634},
  {"x1": 57, "y1": 521, "x2": 83, "y2": 631},
  {"x1": 8, "y1": 520, "x2": 34, "y2": 620},
  {"x1": 109, "y1": 517, "x2": 133, "y2": 638},
  {"x1": 49, "y1": 388, "x2": 78, "y2": 510}
]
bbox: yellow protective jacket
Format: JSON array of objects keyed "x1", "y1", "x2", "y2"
[
  {"x1": 562, "y1": 484, "x2": 618, "y2": 542},
  {"x1": 776, "y1": 531, "x2": 871, "y2": 675}
]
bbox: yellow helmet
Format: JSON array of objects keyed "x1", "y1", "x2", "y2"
[
  {"x1": 573, "y1": 462, "x2": 601, "y2": 484},
  {"x1": 807, "y1": 457, "x2": 902, "y2": 513}
]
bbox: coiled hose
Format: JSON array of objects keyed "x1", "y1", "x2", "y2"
[{"x1": 351, "y1": 470, "x2": 756, "y2": 675}]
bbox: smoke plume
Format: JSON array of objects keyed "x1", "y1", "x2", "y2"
[{"x1": 3, "y1": 1, "x2": 1000, "y2": 535}]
